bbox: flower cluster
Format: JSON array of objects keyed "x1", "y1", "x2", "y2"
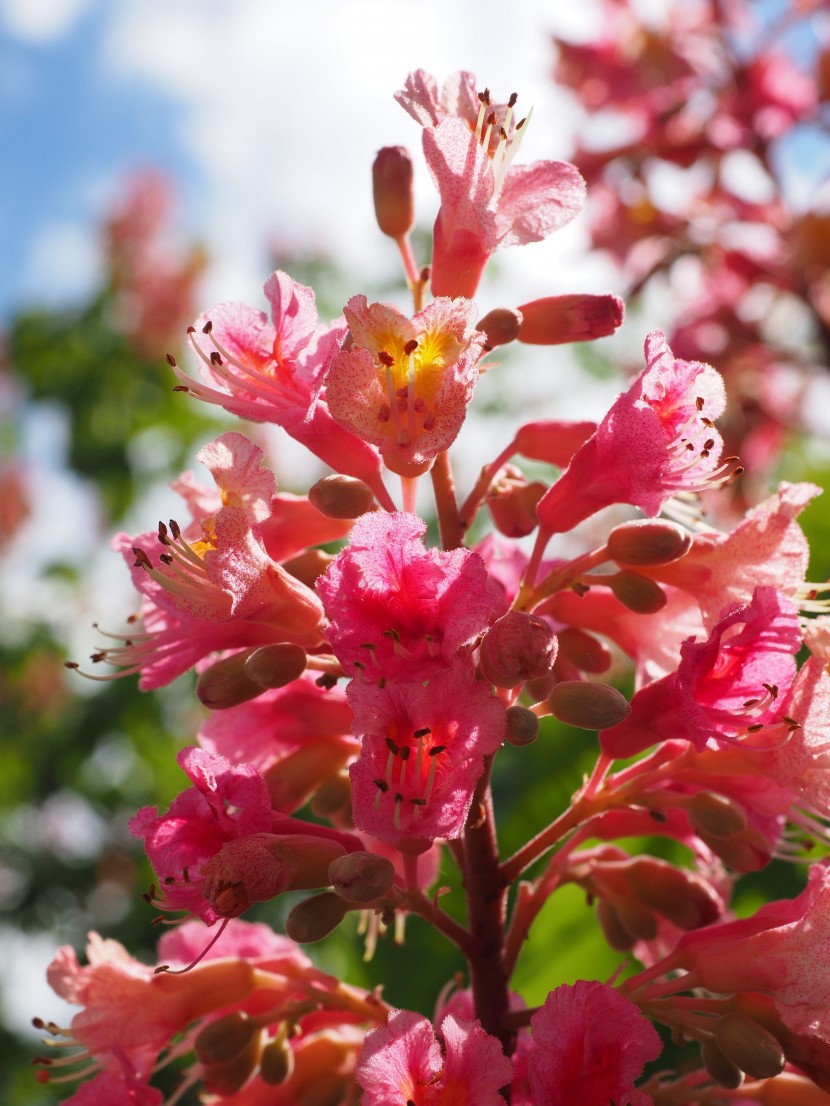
[{"x1": 46, "y1": 53, "x2": 830, "y2": 1106}]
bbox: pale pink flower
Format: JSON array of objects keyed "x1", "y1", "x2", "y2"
[
  {"x1": 348, "y1": 661, "x2": 505, "y2": 844},
  {"x1": 536, "y1": 331, "x2": 735, "y2": 535},
  {"x1": 396, "y1": 70, "x2": 585, "y2": 298},
  {"x1": 356, "y1": 1008, "x2": 512, "y2": 1105},
  {"x1": 325, "y1": 294, "x2": 486, "y2": 474},
  {"x1": 643, "y1": 481, "x2": 819, "y2": 630},
  {"x1": 318, "y1": 511, "x2": 496, "y2": 680},
  {"x1": 168, "y1": 270, "x2": 385, "y2": 493},
  {"x1": 600, "y1": 587, "x2": 801, "y2": 759},
  {"x1": 528, "y1": 980, "x2": 661, "y2": 1106}
]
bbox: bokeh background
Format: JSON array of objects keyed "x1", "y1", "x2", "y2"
[{"x1": 2, "y1": 0, "x2": 830, "y2": 1102}]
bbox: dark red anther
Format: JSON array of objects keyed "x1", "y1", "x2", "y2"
[
  {"x1": 202, "y1": 320, "x2": 213, "y2": 334},
  {"x1": 403, "y1": 339, "x2": 418, "y2": 355},
  {"x1": 378, "y1": 350, "x2": 395, "y2": 367}
]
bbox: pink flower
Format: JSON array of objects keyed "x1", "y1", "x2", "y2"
[
  {"x1": 536, "y1": 331, "x2": 736, "y2": 535},
  {"x1": 324, "y1": 294, "x2": 486, "y2": 474},
  {"x1": 642, "y1": 863, "x2": 830, "y2": 1040},
  {"x1": 528, "y1": 981, "x2": 661, "y2": 1106},
  {"x1": 642, "y1": 481, "x2": 819, "y2": 630},
  {"x1": 168, "y1": 270, "x2": 385, "y2": 493},
  {"x1": 318, "y1": 511, "x2": 496, "y2": 679},
  {"x1": 356, "y1": 1008, "x2": 512, "y2": 1105},
  {"x1": 348, "y1": 662, "x2": 505, "y2": 844},
  {"x1": 131, "y1": 748, "x2": 358, "y2": 922},
  {"x1": 397, "y1": 70, "x2": 585, "y2": 298},
  {"x1": 198, "y1": 672, "x2": 358, "y2": 812},
  {"x1": 600, "y1": 587, "x2": 801, "y2": 759}
]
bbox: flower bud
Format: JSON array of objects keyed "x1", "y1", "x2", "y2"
[
  {"x1": 282, "y1": 548, "x2": 335, "y2": 588},
  {"x1": 308, "y1": 475, "x2": 376, "y2": 519},
  {"x1": 701, "y1": 1036, "x2": 744, "y2": 1090},
  {"x1": 513, "y1": 419, "x2": 596, "y2": 467},
  {"x1": 549, "y1": 681, "x2": 630, "y2": 730},
  {"x1": 244, "y1": 643, "x2": 307, "y2": 689},
  {"x1": 196, "y1": 649, "x2": 264, "y2": 710},
  {"x1": 687, "y1": 792, "x2": 748, "y2": 839},
  {"x1": 627, "y1": 859, "x2": 721, "y2": 930},
  {"x1": 195, "y1": 1012, "x2": 262, "y2": 1096},
  {"x1": 517, "y1": 293, "x2": 624, "y2": 344},
  {"x1": 609, "y1": 570, "x2": 668, "y2": 614},
  {"x1": 480, "y1": 611, "x2": 558, "y2": 688},
  {"x1": 606, "y1": 518, "x2": 692, "y2": 566},
  {"x1": 714, "y1": 1013, "x2": 786, "y2": 1080},
  {"x1": 259, "y1": 1034, "x2": 295, "y2": 1086},
  {"x1": 286, "y1": 891, "x2": 348, "y2": 943},
  {"x1": 372, "y1": 146, "x2": 414, "y2": 240},
  {"x1": 476, "y1": 307, "x2": 523, "y2": 349},
  {"x1": 614, "y1": 898, "x2": 658, "y2": 941},
  {"x1": 556, "y1": 627, "x2": 613, "y2": 674},
  {"x1": 486, "y1": 466, "x2": 546, "y2": 538},
  {"x1": 308, "y1": 774, "x2": 353, "y2": 824},
  {"x1": 329, "y1": 851, "x2": 396, "y2": 904},
  {"x1": 596, "y1": 899, "x2": 635, "y2": 951},
  {"x1": 505, "y1": 704, "x2": 540, "y2": 747}
]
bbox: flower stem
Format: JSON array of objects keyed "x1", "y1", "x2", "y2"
[
  {"x1": 462, "y1": 756, "x2": 513, "y2": 1053},
  {"x1": 431, "y1": 450, "x2": 463, "y2": 550}
]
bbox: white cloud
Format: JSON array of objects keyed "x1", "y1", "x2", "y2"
[
  {"x1": 101, "y1": 0, "x2": 603, "y2": 312},
  {"x1": 1, "y1": 0, "x2": 92, "y2": 42},
  {"x1": 20, "y1": 218, "x2": 102, "y2": 308}
]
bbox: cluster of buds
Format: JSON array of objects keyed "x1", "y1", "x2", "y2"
[{"x1": 48, "y1": 60, "x2": 830, "y2": 1106}]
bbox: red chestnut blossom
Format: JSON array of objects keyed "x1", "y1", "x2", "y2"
[
  {"x1": 641, "y1": 481, "x2": 819, "y2": 630},
  {"x1": 348, "y1": 662, "x2": 505, "y2": 844},
  {"x1": 168, "y1": 270, "x2": 386, "y2": 495},
  {"x1": 528, "y1": 980, "x2": 661, "y2": 1106},
  {"x1": 319, "y1": 511, "x2": 496, "y2": 679},
  {"x1": 536, "y1": 330, "x2": 734, "y2": 535},
  {"x1": 131, "y1": 748, "x2": 359, "y2": 923},
  {"x1": 198, "y1": 672, "x2": 358, "y2": 812},
  {"x1": 637, "y1": 863, "x2": 830, "y2": 1040},
  {"x1": 356, "y1": 1008, "x2": 512, "y2": 1106},
  {"x1": 397, "y1": 69, "x2": 585, "y2": 298},
  {"x1": 325, "y1": 294, "x2": 486, "y2": 473},
  {"x1": 601, "y1": 587, "x2": 801, "y2": 759}
]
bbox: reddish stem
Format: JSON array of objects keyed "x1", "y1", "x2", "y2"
[
  {"x1": 431, "y1": 450, "x2": 463, "y2": 550},
  {"x1": 462, "y1": 756, "x2": 513, "y2": 1055}
]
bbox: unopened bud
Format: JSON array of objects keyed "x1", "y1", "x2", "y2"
[
  {"x1": 609, "y1": 570, "x2": 668, "y2": 614},
  {"x1": 556, "y1": 627, "x2": 613, "y2": 674},
  {"x1": 308, "y1": 475, "x2": 376, "y2": 519},
  {"x1": 505, "y1": 705, "x2": 540, "y2": 747},
  {"x1": 283, "y1": 548, "x2": 335, "y2": 588},
  {"x1": 596, "y1": 899, "x2": 635, "y2": 951},
  {"x1": 701, "y1": 1036, "x2": 744, "y2": 1090},
  {"x1": 486, "y1": 466, "x2": 546, "y2": 538},
  {"x1": 310, "y1": 775, "x2": 353, "y2": 821},
  {"x1": 196, "y1": 650, "x2": 264, "y2": 710},
  {"x1": 244, "y1": 643, "x2": 307, "y2": 689},
  {"x1": 687, "y1": 792, "x2": 748, "y2": 839},
  {"x1": 259, "y1": 1035, "x2": 295, "y2": 1086},
  {"x1": 286, "y1": 891, "x2": 348, "y2": 943},
  {"x1": 607, "y1": 519, "x2": 692, "y2": 566},
  {"x1": 373, "y1": 146, "x2": 414, "y2": 239},
  {"x1": 329, "y1": 851, "x2": 396, "y2": 904},
  {"x1": 627, "y1": 859, "x2": 721, "y2": 930},
  {"x1": 549, "y1": 681, "x2": 630, "y2": 730},
  {"x1": 513, "y1": 419, "x2": 596, "y2": 467},
  {"x1": 615, "y1": 898, "x2": 659, "y2": 941},
  {"x1": 714, "y1": 1013, "x2": 786, "y2": 1080},
  {"x1": 195, "y1": 1012, "x2": 262, "y2": 1096},
  {"x1": 480, "y1": 611, "x2": 558, "y2": 687},
  {"x1": 476, "y1": 307, "x2": 523, "y2": 349},
  {"x1": 517, "y1": 293, "x2": 624, "y2": 345}
]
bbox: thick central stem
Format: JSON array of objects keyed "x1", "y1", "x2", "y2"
[{"x1": 463, "y1": 757, "x2": 513, "y2": 1059}]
